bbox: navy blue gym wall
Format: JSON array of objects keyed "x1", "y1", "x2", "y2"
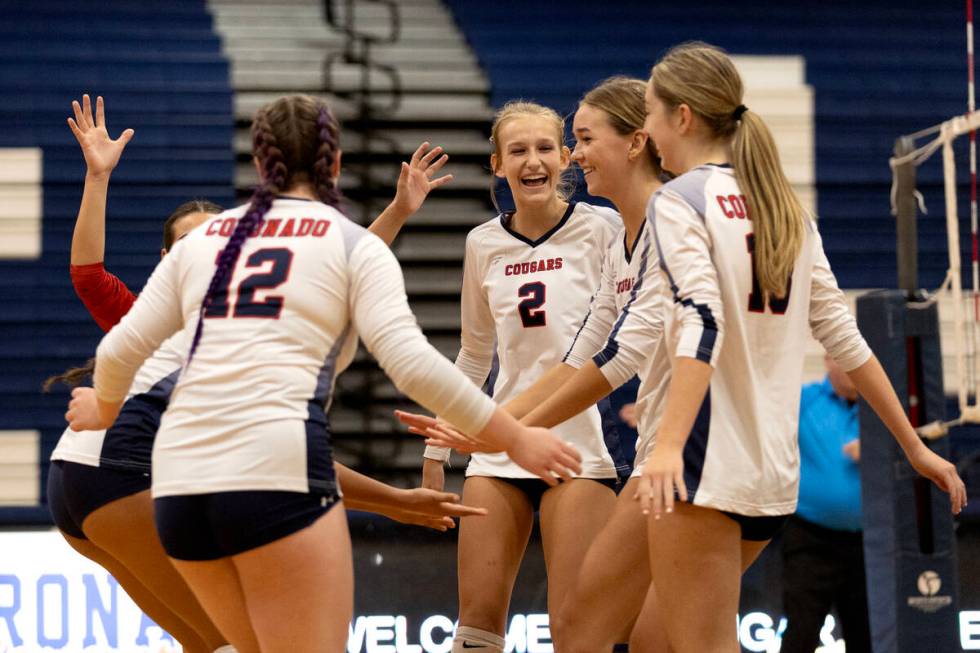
[
  {"x1": 443, "y1": 0, "x2": 969, "y2": 291},
  {"x1": 0, "y1": 0, "x2": 235, "y2": 522}
]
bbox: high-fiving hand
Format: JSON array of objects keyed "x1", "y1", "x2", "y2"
[{"x1": 67, "y1": 95, "x2": 134, "y2": 178}]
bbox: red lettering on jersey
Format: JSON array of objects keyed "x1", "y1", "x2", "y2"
[
  {"x1": 279, "y1": 218, "x2": 295, "y2": 237},
  {"x1": 616, "y1": 278, "x2": 634, "y2": 294},
  {"x1": 547, "y1": 259, "x2": 555, "y2": 271},
  {"x1": 206, "y1": 220, "x2": 221, "y2": 236},
  {"x1": 296, "y1": 218, "x2": 314, "y2": 237},
  {"x1": 219, "y1": 218, "x2": 236, "y2": 237},
  {"x1": 555, "y1": 257, "x2": 563, "y2": 270},
  {"x1": 262, "y1": 219, "x2": 282, "y2": 237},
  {"x1": 729, "y1": 194, "x2": 747, "y2": 219},
  {"x1": 312, "y1": 220, "x2": 330, "y2": 237},
  {"x1": 504, "y1": 257, "x2": 564, "y2": 276},
  {"x1": 717, "y1": 196, "x2": 735, "y2": 219}
]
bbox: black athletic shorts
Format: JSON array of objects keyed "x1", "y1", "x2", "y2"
[
  {"x1": 722, "y1": 511, "x2": 790, "y2": 541},
  {"x1": 47, "y1": 460, "x2": 152, "y2": 539},
  {"x1": 495, "y1": 476, "x2": 617, "y2": 512},
  {"x1": 155, "y1": 489, "x2": 341, "y2": 561}
]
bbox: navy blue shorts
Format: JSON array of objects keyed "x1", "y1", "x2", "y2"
[
  {"x1": 47, "y1": 460, "x2": 152, "y2": 539},
  {"x1": 155, "y1": 489, "x2": 341, "y2": 561},
  {"x1": 722, "y1": 511, "x2": 789, "y2": 542},
  {"x1": 494, "y1": 476, "x2": 617, "y2": 512}
]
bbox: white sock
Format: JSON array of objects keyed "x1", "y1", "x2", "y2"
[
  {"x1": 213, "y1": 646, "x2": 238, "y2": 653},
  {"x1": 452, "y1": 625, "x2": 505, "y2": 653}
]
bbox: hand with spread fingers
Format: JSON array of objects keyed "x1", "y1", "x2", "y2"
[
  {"x1": 391, "y1": 142, "x2": 454, "y2": 216},
  {"x1": 376, "y1": 489, "x2": 488, "y2": 531},
  {"x1": 67, "y1": 94, "x2": 134, "y2": 179},
  {"x1": 396, "y1": 410, "x2": 502, "y2": 454},
  {"x1": 635, "y1": 441, "x2": 688, "y2": 519}
]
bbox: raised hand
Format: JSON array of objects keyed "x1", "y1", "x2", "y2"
[
  {"x1": 390, "y1": 142, "x2": 453, "y2": 216},
  {"x1": 67, "y1": 95, "x2": 134, "y2": 178}
]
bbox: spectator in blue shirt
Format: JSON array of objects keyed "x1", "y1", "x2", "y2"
[{"x1": 781, "y1": 354, "x2": 871, "y2": 652}]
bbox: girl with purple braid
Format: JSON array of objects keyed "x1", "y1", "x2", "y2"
[{"x1": 72, "y1": 94, "x2": 582, "y2": 653}]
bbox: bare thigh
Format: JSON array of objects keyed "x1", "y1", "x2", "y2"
[
  {"x1": 647, "y1": 502, "x2": 743, "y2": 653},
  {"x1": 81, "y1": 491, "x2": 225, "y2": 652},
  {"x1": 456, "y1": 476, "x2": 535, "y2": 635},
  {"x1": 556, "y1": 478, "x2": 655, "y2": 653},
  {"x1": 233, "y1": 502, "x2": 353, "y2": 653},
  {"x1": 171, "y1": 555, "x2": 261, "y2": 653},
  {"x1": 538, "y1": 478, "x2": 616, "y2": 647}
]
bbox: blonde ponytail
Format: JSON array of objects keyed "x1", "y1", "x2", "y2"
[{"x1": 651, "y1": 41, "x2": 805, "y2": 300}]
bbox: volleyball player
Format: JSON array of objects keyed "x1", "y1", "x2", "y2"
[
  {"x1": 52, "y1": 94, "x2": 493, "y2": 653},
  {"x1": 400, "y1": 77, "x2": 670, "y2": 652},
  {"x1": 414, "y1": 100, "x2": 629, "y2": 653},
  {"x1": 69, "y1": 94, "x2": 580, "y2": 653}
]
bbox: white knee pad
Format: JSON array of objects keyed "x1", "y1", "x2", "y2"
[{"x1": 453, "y1": 625, "x2": 505, "y2": 653}]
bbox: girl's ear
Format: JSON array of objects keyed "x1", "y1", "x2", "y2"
[
  {"x1": 491, "y1": 153, "x2": 506, "y2": 179},
  {"x1": 676, "y1": 103, "x2": 695, "y2": 135},
  {"x1": 628, "y1": 130, "x2": 650, "y2": 161},
  {"x1": 559, "y1": 145, "x2": 572, "y2": 170}
]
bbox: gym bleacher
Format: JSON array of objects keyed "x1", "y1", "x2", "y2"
[{"x1": 0, "y1": 0, "x2": 235, "y2": 522}]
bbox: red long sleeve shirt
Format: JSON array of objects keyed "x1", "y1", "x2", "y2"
[{"x1": 70, "y1": 262, "x2": 136, "y2": 332}]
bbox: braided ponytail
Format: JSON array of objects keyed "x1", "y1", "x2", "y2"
[
  {"x1": 188, "y1": 110, "x2": 288, "y2": 360},
  {"x1": 188, "y1": 95, "x2": 343, "y2": 362},
  {"x1": 312, "y1": 105, "x2": 344, "y2": 209}
]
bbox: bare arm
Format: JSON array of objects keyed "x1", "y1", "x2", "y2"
[{"x1": 66, "y1": 95, "x2": 134, "y2": 265}]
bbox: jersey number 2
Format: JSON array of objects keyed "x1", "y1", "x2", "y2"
[
  {"x1": 518, "y1": 281, "x2": 547, "y2": 328},
  {"x1": 205, "y1": 248, "x2": 294, "y2": 319},
  {"x1": 746, "y1": 234, "x2": 790, "y2": 314}
]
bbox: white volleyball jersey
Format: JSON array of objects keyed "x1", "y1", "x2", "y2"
[
  {"x1": 51, "y1": 329, "x2": 188, "y2": 470},
  {"x1": 94, "y1": 198, "x2": 498, "y2": 498},
  {"x1": 450, "y1": 202, "x2": 621, "y2": 479},
  {"x1": 562, "y1": 219, "x2": 672, "y2": 465},
  {"x1": 594, "y1": 165, "x2": 871, "y2": 516}
]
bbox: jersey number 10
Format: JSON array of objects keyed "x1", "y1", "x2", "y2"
[
  {"x1": 746, "y1": 234, "x2": 791, "y2": 314},
  {"x1": 205, "y1": 248, "x2": 294, "y2": 319}
]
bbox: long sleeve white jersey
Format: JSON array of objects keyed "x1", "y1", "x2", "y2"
[
  {"x1": 51, "y1": 330, "x2": 187, "y2": 470},
  {"x1": 593, "y1": 165, "x2": 871, "y2": 516},
  {"x1": 94, "y1": 198, "x2": 498, "y2": 498},
  {"x1": 430, "y1": 202, "x2": 621, "y2": 479}
]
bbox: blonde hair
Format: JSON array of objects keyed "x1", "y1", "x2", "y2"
[
  {"x1": 650, "y1": 42, "x2": 804, "y2": 299},
  {"x1": 489, "y1": 101, "x2": 574, "y2": 211},
  {"x1": 580, "y1": 76, "x2": 662, "y2": 176}
]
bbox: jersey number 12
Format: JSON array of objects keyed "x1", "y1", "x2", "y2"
[{"x1": 205, "y1": 248, "x2": 294, "y2": 319}]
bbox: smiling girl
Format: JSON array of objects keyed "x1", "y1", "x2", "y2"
[{"x1": 420, "y1": 101, "x2": 622, "y2": 652}]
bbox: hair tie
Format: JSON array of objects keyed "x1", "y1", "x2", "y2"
[{"x1": 732, "y1": 105, "x2": 748, "y2": 121}]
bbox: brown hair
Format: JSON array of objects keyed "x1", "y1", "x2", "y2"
[
  {"x1": 189, "y1": 94, "x2": 343, "y2": 359},
  {"x1": 162, "y1": 199, "x2": 223, "y2": 251},
  {"x1": 650, "y1": 42, "x2": 805, "y2": 299},
  {"x1": 43, "y1": 358, "x2": 94, "y2": 392},
  {"x1": 489, "y1": 100, "x2": 574, "y2": 212},
  {"x1": 581, "y1": 76, "x2": 662, "y2": 176}
]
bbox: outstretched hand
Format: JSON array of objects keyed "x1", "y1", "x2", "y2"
[
  {"x1": 395, "y1": 410, "x2": 503, "y2": 454},
  {"x1": 67, "y1": 95, "x2": 134, "y2": 178},
  {"x1": 390, "y1": 142, "x2": 453, "y2": 216},
  {"x1": 379, "y1": 488, "x2": 488, "y2": 531}
]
